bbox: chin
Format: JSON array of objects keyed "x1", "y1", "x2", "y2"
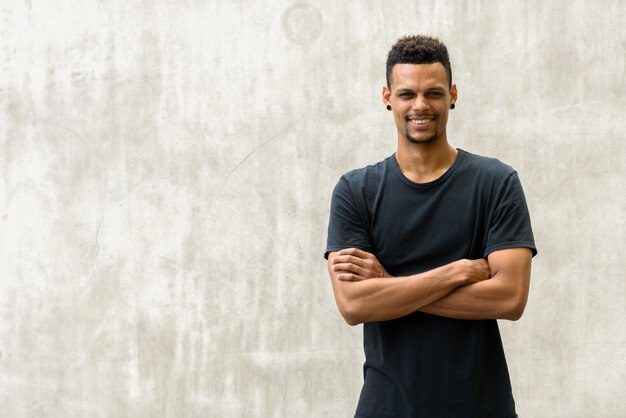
[{"x1": 405, "y1": 131, "x2": 438, "y2": 144}]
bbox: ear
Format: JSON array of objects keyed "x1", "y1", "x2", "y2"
[
  {"x1": 450, "y1": 84, "x2": 458, "y2": 104},
  {"x1": 382, "y1": 85, "x2": 391, "y2": 105}
]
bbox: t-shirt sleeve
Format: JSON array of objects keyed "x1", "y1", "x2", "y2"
[
  {"x1": 484, "y1": 171, "x2": 537, "y2": 257},
  {"x1": 324, "y1": 176, "x2": 373, "y2": 259}
]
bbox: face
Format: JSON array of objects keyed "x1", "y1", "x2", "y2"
[{"x1": 383, "y1": 63, "x2": 457, "y2": 145}]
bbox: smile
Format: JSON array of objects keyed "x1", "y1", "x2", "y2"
[{"x1": 407, "y1": 115, "x2": 436, "y2": 126}]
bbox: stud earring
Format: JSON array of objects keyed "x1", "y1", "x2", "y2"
[
  {"x1": 386, "y1": 105, "x2": 392, "y2": 111},
  {"x1": 450, "y1": 103, "x2": 456, "y2": 110}
]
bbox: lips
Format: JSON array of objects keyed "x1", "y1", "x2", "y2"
[{"x1": 407, "y1": 115, "x2": 436, "y2": 127}]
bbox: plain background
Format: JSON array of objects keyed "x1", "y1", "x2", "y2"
[{"x1": 1, "y1": 1, "x2": 625, "y2": 417}]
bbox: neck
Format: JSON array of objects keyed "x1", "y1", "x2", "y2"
[{"x1": 395, "y1": 136, "x2": 458, "y2": 184}]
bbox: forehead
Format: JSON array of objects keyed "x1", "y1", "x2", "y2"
[{"x1": 390, "y1": 63, "x2": 448, "y2": 91}]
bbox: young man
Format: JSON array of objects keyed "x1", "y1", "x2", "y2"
[{"x1": 324, "y1": 35, "x2": 536, "y2": 417}]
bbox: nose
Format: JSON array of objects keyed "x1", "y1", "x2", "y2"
[{"x1": 411, "y1": 94, "x2": 430, "y2": 112}]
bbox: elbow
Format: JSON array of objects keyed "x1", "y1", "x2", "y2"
[
  {"x1": 503, "y1": 308, "x2": 523, "y2": 321},
  {"x1": 337, "y1": 298, "x2": 365, "y2": 326},
  {"x1": 343, "y1": 315, "x2": 362, "y2": 327},
  {"x1": 502, "y1": 296, "x2": 528, "y2": 321}
]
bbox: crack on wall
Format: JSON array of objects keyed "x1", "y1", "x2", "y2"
[{"x1": 209, "y1": 116, "x2": 304, "y2": 216}]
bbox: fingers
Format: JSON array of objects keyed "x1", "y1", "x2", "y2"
[
  {"x1": 334, "y1": 248, "x2": 377, "y2": 267},
  {"x1": 332, "y1": 254, "x2": 376, "y2": 276},
  {"x1": 477, "y1": 258, "x2": 491, "y2": 280},
  {"x1": 336, "y1": 273, "x2": 363, "y2": 281},
  {"x1": 332, "y1": 261, "x2": 364, "y2": 275},
  {"x1": 332, "y1": 254, "x2": 366, "y2": 268},
  {"x1": 456, "y1": 258, "x2": 491, "y2": 283},
  {"x1": 338, "y1": 248, "x2": 371, "y2": 259},
  {"x1": 331, "y1": 249, "x2": 388, "y2": 281},
  {"x1": 480, "y1": 258, "x2": 491, "y2": 274}
]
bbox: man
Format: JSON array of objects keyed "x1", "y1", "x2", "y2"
[{"x1": 324, "y1": 35, "x2": 536, "y2": 417}]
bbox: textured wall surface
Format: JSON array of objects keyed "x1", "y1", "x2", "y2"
[{"x1": 1, "y1": 1, "x2": 625, "y2": 417}]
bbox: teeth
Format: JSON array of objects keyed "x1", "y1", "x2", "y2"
[{"x1": 408, "y1": 115, "x2": 434, "y2": 122}]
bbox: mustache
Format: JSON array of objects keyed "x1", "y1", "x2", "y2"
[{"x1": 405, "y1": 113, "x2": 437, "y2": 119}]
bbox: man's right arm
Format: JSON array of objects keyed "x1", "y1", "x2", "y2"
[{"x1": 327, "y1": 248, "x2": 490, "y2": 326}]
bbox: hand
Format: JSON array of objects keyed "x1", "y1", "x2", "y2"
[
  {"x1": 451, "y1": 258, "x2": 491, "y2": 284},
  {"x1": 331, "y1": 248, "x2": 391, "y2": 281}
]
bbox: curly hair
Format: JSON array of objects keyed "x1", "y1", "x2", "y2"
[{"x1": 386, "y1": 35, "x2": 452, "y2": 88}]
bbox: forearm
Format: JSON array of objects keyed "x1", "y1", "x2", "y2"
[
  {"x1": 332, "y1": 262, "x2": 471, "y2": 325},
  {"x1": 421, "y1": 249, "x2": 533, "y2": 321},
  {"x1": 420, "y1": 276, "x2": 524, "y2": 320}
]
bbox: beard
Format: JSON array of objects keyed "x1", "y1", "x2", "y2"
[{"x1": 405, "y1": 130, "x2": 438, "y2": 144}]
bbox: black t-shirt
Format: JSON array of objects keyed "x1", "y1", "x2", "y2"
[{"x1": 325, "y1": 149, "x2": 536, "y2": 417}]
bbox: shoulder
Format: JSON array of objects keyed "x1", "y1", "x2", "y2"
[
  {"x1": 458, "y1": 149, "x2": 518, "y2": 183},
  {"x1": 460, "y1": 149, "x2": 516, "y2": 175},
  {"x1": 335, "y1": 155, "x2": 393, "y2": 192}
]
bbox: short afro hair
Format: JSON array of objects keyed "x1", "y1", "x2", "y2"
[{"x1": 386, "y1": 35, "x2": 452, "y2": 88}]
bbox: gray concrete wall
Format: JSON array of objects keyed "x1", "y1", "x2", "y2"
[{"x1": 1, "y1": 1, "x2": 624, "y2": 417}]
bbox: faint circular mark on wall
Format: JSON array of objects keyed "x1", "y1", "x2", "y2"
[{"x1": 282, "y1": 3, "x2": 323, "y2": 45}]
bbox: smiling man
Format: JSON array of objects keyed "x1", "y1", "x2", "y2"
[{"x1": 324, "y1": 35, "x2": 537, "y2": 417}]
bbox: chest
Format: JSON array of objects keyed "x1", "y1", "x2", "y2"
[{"x1": 368, "y1": 183, "x2": 490, "y2": 275}]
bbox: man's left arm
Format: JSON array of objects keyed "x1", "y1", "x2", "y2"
[{"x1": 420, "y1": 247, "x2": 532, "y2": 320}]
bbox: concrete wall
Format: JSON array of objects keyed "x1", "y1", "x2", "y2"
[{"x1": 1, "y1": 1, "x2": 624, "y2": 416}]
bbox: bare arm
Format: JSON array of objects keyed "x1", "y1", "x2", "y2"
[
  {"x1": 327, "y1": 248, "x2": 490, "y2": 326},
  {"x1": 420, "y1": 248, "x2": 532, "y2": 320}
]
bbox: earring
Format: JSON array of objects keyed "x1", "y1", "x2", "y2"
[
  {"x1": 450, "y1": 103, "x2": 455, "y2": 110},
  {"x1": 386, "y1": 105, "x2": 392, "y2": 111}
]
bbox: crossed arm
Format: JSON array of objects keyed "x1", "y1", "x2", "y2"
[{"x1": 327, "y1": 247, "x2": 532, "y2": 325}]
